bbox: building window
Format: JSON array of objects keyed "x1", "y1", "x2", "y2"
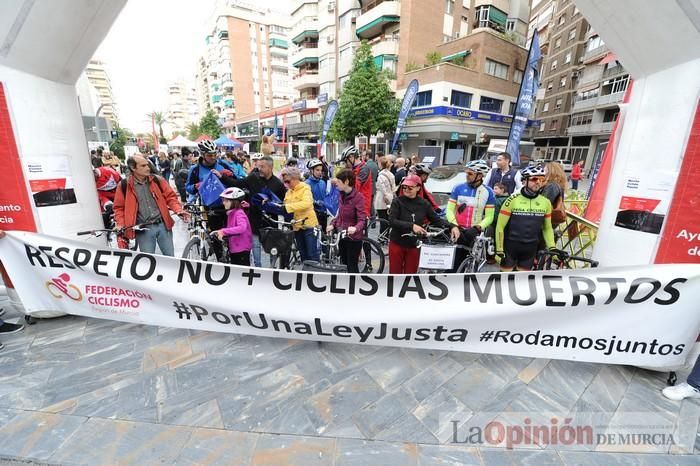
[
  {"x1": 555, "y1": 37, "x2": 561, "y2": 48},
  {"x1": 560, "y1": 77, "x2": 567, "y2": 88},
  {"x1": 547, "y1": 81, "x2": 553, "y2": 90},
  {"x1": 450, "y1": 90, "x2": 472, "y2": 108},
  {"x1": 550, "y1": 119, "x2": 559, "y2": 130},
  {"x1": 586, "y1": 35, "x2": 604, "y2": 52},
  {"x1": 550, "y1": 60, "x2": 557, "y2": 71},
  {"x1": 568, "y1": 29, "x2": 576, "y2": 41},
  {"x1": 443, "y1": 34, "x2": 452, "y2": 43},
  {"x1": 479, "y1": 96, "x2": 503, "y2": 113},
  {"x1": 513, "y1": 69, "x2": 523, "y2": 84},
  {"x1": 576, "y1": 87, "x2": 599, "y2": 102},
  {"x1": 555, "y1": 98, "x2": 563, "y2": 110},
  {"x1": 485, "y1": 59, "x2": 509, "y2": 79},
  {"x1": 558, "y1": 14, "x2": 566, "y2": 25},
  {"x1": 543, "y1": 102, "x2": 549, "y2": 112},
  {"x1": 413, "y1": 90, "x2": 433, "y2": 107},
  {"x1": 539, "y1": 121, "x2": 546, "y2": 132},
  {"x1": 475, "y1": 6, "x2": 490, "y2": 28},
  {"x1": 506, "y1": 19, "x2": 516, "y2": 32},
  {"x1": 603, "y1": 75, "x2": 630, "y2": 94},
  {"x1": 445, "y1": 0, "x2": 454, "y2": 15},
  {"x1": 570, "y1": 111, "x2": 593, "y2": 126},
  {"x1": 564, "y1": 52, "x2": 572, "y2": 64},
  {"x1": 508, "y1": 102, "x2": 517, "y2": 114}
]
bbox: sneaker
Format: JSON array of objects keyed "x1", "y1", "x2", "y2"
[
  {"x1": 0, "y1": 322, "x2": 24, "y2": 334},
  {"x1": 662, "y1": 382, "x2": 700, "y2": 401}
]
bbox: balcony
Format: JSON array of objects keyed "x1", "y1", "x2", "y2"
[
  {"x1": 371, "y1": 37, "x2": 399, "y2": 57},
  {"x1": 292, "y1": 71, "x2": 320, "y2": 90},
  {"x1": 217, "y1": 30, "x2": 228, "y2": 41},
  {"x1": 567, "y1": 121, "x2": 615, "y2": 135},
  {"x1": 356, "y1": 1, "x2": 401, "y2": 39},
  {"x1": 291, "y1": 21, "x2": 319, "y2": 45},
  {"x1": 582, "y1": 45, "x2": 607, "y2": 63},
  {"x1": 291, "y1": 45, "x2": 320, "y2": 68},
  {"x1": 572, "y1": 91, "x2": 624, "y2": 111}
]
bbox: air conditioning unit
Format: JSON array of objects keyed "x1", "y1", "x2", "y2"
[
  {"x1": 327, "y1": 35, "x2": 334, "y2": 43},
  {"x1": 328, "y1": 1, "x2": 335, "y2": 12}
]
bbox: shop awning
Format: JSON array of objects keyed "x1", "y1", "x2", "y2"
[
  {"x1": 441, "y1": 50, "x2": 471, "y2": 62},
  {"x1": 600, "y1": 53, "x2": 618, "y2": 65}
]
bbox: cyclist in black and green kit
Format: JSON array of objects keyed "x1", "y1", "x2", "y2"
[{"x1": 495, "y1": 165, "x2": 556, "y2": 271}]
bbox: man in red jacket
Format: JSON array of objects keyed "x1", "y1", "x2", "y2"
[{"x1": 340, "y1": 145, "x2": 373, "y2": 216}]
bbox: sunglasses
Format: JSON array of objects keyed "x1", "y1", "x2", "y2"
[{"x1": 528, "y1": 176, "x2": 545, "y2": 183}]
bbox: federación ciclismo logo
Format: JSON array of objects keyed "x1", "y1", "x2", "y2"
[{"x1": 45, "y1": 273, "x2": 83, "y2": 301}]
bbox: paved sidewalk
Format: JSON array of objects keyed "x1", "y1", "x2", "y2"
[{"x1": 0, "y1": 301, "x2": 698, "y2": 465}]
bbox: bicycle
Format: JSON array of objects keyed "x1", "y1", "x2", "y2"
[
  {"x1": 76, "y1": 224, "x2": 149, "y2": 250},
  {"x1": 366, "y1": 215, "x2": 391, "y2": 256},
  {"x1": 534, "y1": 247, "x2": 599, "y2": 270},
  {"x1": 312, "y1": 227, "x2": 385, "y2": 274},
  {"x1": 455, "y1": 231, "x2": 495, "y2": 273},
  {"x1": 259, "y1": 212, "x2": 304, "y2": 270},
  {"x1": 181, "y1": 202, "x2": 227, "y2": 263},
  {"x1": 403, "y1": 227, "x2": 460, "y2": 274}
]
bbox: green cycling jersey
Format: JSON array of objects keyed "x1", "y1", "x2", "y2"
[{"x1": 495, "y1": 192, "x2": 555, "y2": 253}]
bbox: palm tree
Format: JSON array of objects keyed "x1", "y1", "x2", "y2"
[{"x1": 146, "y1": 111, "x2": 167, "y2": 140}]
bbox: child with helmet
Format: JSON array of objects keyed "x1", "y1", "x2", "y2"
[{"x1": 214, "y1": 187, "x2": 253, "y2": 266}]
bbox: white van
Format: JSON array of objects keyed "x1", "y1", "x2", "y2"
[{"x1": 485, "y1": 139, "x2": 535, "y2": 167}]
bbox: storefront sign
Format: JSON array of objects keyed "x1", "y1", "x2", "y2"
[
  {"x1": 317, "y1": 93, "x2": 328, "y2": 104},
  {"x1": 408, "y1": 106, "x2": 539, "y2": 127},
  {"x1": 237, "y1": 120, "x2": 259, "y2": 138},
  {"x1": 292, "y1": 100, "x2": 307, "y2": 111}
]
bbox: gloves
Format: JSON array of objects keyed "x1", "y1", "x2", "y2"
[
  {"x1": 495, "y1": 252, "x2": 504, "y2": 265},
  {"x1": 195, "y1": 182, "x2": 201, "y2": 190},
  {"x1": 221, "y1": 169, "x2": 233, "y2": 178}
]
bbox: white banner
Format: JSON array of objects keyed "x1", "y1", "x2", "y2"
[{"x1": 2, "y1": 231, "x2": 700, "y2": 369}]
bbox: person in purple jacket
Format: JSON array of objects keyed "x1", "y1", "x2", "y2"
[
  {"x1": 327, "y1": 169, "x2": 367, "y2": 273},
  {"x1": 214, "y1": 187, "x2": 253, "y2": 266}
]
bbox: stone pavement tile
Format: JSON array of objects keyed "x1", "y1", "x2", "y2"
[
  {"x1": 670, "y1": 399, "x2": 700, "y2": 454},
  {"x1": 334, "y1": 438, "x2": 419, "y2": 466},
  {"x1": 142, "y1": 338, "x2": 193, "y2": 372},
  {"x1": 174, "y1": 427, "x2": 257, "y2": 466},
  {"x1": 480, "y1": 448, "x2": 564, "y2": 465},
  {"x1": 558, "y1": 451, "x2": 700, "y2": 465},
  {"x1": 49, "y1": 418, "x2": 193, "y2": 465},
  {"x1": 250, "y1": 433, "x2": 335, "y2": 466},
  {"x1": 352, "y1": 388, "x2": 419, "y2": 439},
  {"x1": 0, "y1": 367, "x2": 52, "y2": 400},
  {"x1": 478, "y1": 354, "x2": 533, "y2": 382},
  {"x1": 551, "y1": 399, "x2": 615, "y2": 452},
  {"x1": 304, "y1": 371, "x2": 385, "y2": 436},
  {"x1": 579, "y1": 365, "x2": 633, "y2": 412},
  {"x1": 402, "y1": 356, "x2": 464, "y2": 403},
  {"x1": 0, "y1": 411, "x2": 87, "y2": 461},
  {"x1": 416, "y1": 444, "x2": 481, "y2": 465},
  {"x1": 374, "y1": 413, "x2": 439, "y2": 444},
  {"x1": 401, "y1": 348, "x2": 448, "y2": 370},
  {"x1": 518, "y1": 358, "x2": 551, "y2": 384},
  {"x1": 525, "y1": 360, "x2": 601, "y2": 413},
  {"x1": 187, "y1": 329, "x2": 239, "y2": 354},
  {"x1": 362, "y1": 349, "x2": 419, "y2": 391},
  {"x1": 442, "y1": 361, "x2": 508, "y2": 411},
  {"x1": 411, "y1": 387, "x2": 470, "y2": 444},
  {"x1": 168, "y1": 398, "x2": 225, "y2": 429},
  {"x1": 26, "y1": 317, "x2": 86, "y2": 348},
  {"x1": 445, "y1": 351, "x2": 482, "y2": 367}
]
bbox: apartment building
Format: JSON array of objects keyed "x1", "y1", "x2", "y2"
[
  {"x1": 531, "y1": 0, "x2": 630, "y2": 169},
  {"x1": 84, "y1": 59, "x2": 117, "y2": 123},
  {"x1": 165, "y1": 81, "x2": 200, "y2": 136},
  {"x1": 195, "y1": 1, "x2": 296, "y2": 138}
]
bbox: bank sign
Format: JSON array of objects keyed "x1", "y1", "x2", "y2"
[{"x1": 408, "y1": 106, "x2": 539, "y2": 127}]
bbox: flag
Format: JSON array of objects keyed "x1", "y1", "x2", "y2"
[
  {"x1": 391, "y1": 79, "x2": 419, "y2": 153},
  {"x1": 320, "y1": 100, "x2": 339, "y2": 158},
  {"x1": 505, "y1": 31, "x2": 541, "y2": 165},
  {"x1": 273, "y1": 112, "x2": 278, "y2": 139},
  {"x1": 151, "y1": 112, "x2": 159, "y2": 152}
]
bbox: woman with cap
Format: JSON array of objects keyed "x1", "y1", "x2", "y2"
[{"x1": 388, "y1": 174, "x2": 460, "y2": 274}]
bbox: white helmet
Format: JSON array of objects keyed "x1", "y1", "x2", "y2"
[
  {"x1": 198, "y1": 139, "x2": 217, "y2": 154},
  {"x1": 465, "y1": 159, "x2": 490, "y2": 176},
  {"x1": 521, "y1": 164, "x2": 546, "y2": 178},
  {"x1": 340, "y1": 145, "x2": 359, "y2": 162},
  {"x1": 251, "y1": 153, "x2": 263, "y2": 160},
  {"x1": 220, "y1": 187, "x2": 246, "y2": 200},
  {"x1": 307, "y1": 159, "x2": 324, "y2": 169}
]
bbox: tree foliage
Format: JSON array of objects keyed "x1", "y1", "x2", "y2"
[
  {"x1": 108, "y1": 123, "x2": 134, "y2": 160},
  {"x1": 187, "y1": 123, "x2": 202, "y2": 140},
  {"x1": 198, "y1": 109, "x2": 222, "y2": 139},
  {"x1": 328, "y1": 41, "x2": 400, "y2": 143},
  {"x1": 426, "y1": 51, "x2": 442, "y2": 66}
]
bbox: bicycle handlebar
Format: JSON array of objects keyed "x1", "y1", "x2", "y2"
[
  {"x1": 262, "y1": 212, "x2": 307, "y2": 227},
  {"x1": 539, "y1": 248, "x2": 599, "y2": 267},
  {"x1": 76, "y1": 224, "x2": 149, "y2": 237}
]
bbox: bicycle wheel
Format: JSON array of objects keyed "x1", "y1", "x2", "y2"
[
  {"x1": 368, "y1": 217, "x2": 391, "y2": 254},
  {"x1": 456, "y1": 255, "x2": 476, "y2": 273},
  {"x1": 358, "y1": 238, "x2": 385, "y2": 274},
  {"x1": 182, "y1": 237, "x2": 202, "y2": 260}
]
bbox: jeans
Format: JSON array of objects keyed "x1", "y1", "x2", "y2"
[
  {"x1": 295, "y1": 228, "x2": 319, "y2": 262},
  {"x1": 252, "y1": 234, "x2": 262, "y2": 267},
  {"x1": 571, "y1": 179, "x2": 579, "y2": 190},
  {"x1": 135, "y1": 222, "x2": 175, "y2": 256},
  {"x1": 688, "y1": 355, "x2": 700, "y2": 390}
]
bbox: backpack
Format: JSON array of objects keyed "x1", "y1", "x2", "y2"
[
  {"x1": 551, "y1": 190, "x2": 567, "y2": 225},
  {"x1": 120, "y1": 175, "x2": 165, "y2": 197}
]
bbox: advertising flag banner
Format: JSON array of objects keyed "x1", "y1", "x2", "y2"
[
  {"x1": 2, "y1": 232, "x2": 700, "y2": 370},
  {"x1": 506, "y1": 31, "x2": 541, "y2": 165},
  {"x1": 319, "y1": 100, "x2": 339, "y2": 156},
  {"x1": 391, "y1": 79, "x2": 420, "y2": 152}
]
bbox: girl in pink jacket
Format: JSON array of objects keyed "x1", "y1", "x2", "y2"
[{"x1": 215, "y1": 187, "x2": 253, "y2": 266}]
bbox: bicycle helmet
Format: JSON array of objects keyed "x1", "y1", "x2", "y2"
[
  {"x1": 251, "y1": 153, "x2": 263, "y2": 160},
  {"x1": 286, "y1": 157, "x2": 298, "y2": 167},
  {"x1": 520, "y1": 164, "x2": 546, "y2": 178},
  {"x1": 464, "y1": 159, "x2": 490, "y2": 176},
  {"x1": 339, "y1": 145, "x2": 359, "y2": 162},
  {"x1": 198, "y1": 139, "x2": 217, "y2": 154},
  {"x1": 307, "y1": 158, "x2": 324, "y2": 170},
  {"x1": 412, "y1": 163, "x2": 432, "y2": 176},
  {"x1": 220, "y1": 187, "x2": 246, "y2": 201}
]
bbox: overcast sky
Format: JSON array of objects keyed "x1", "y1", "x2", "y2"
[{"x1": 96, "y1": 0, "x2": 290, "y2": 133}]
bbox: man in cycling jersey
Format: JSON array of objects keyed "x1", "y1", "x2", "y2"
[
  {"x1": 495, "y1": 165, "x2": 555, "y2": 271},
  {"x1": 306, "y1": 159, "x2": 328, "y2": 230}
]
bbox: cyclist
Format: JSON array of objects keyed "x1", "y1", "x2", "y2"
[
  {"x1": 339, "y1": 145, "x2": 373, "y2": 217},
  {"x1": 280, "y1": 166, "x2": 319, "y2": 262},
  {"x1": 389, "y1": 175, "x2": 460, "y2": 274},
  {"x1": 495, "y1": 165, "x2": 555, "y2": 271},
  {"x1": 446, "y1": 159, "x2": 495, "y2": 270},
  {"x1": 92, "y1": 158, "x2": 122, "y2": 228},
  {"x1": 306, "y1": 159, "x2": 328, "y2": 230},
  {"x1": 410, "y1": 163, "x2": 441, "y2": 213},
  {"x1": 327, "y1": 169, "x2": 367, "y2": 273},
  {"x1": 214, "y1": 187, "x2": 252, "y2": 266}
]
